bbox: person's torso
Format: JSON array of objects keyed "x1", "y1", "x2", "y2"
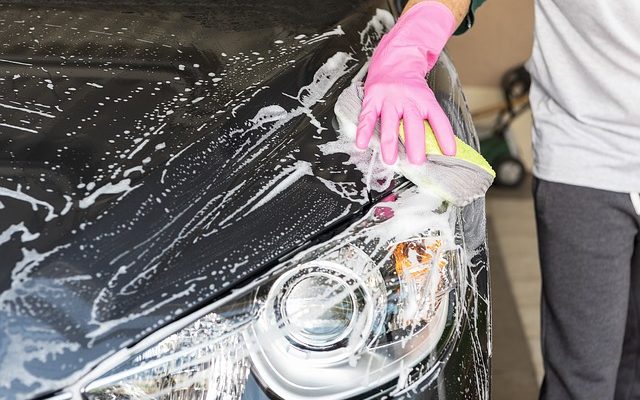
[{"x1": 527, "y1": 0, "x2": 640, "y2": 192}]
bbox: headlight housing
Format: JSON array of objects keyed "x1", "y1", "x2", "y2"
[{"x1": 82, "y1": 186, "x2": 465, "y2": 400}]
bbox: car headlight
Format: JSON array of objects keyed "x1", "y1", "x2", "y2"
[{"x1": 82, "y1": 186, "x2": 465, "y2": 400}]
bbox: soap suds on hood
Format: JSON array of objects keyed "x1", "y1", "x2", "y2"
[{"x1": 0, "y1": 6, "x2": 489, "y2": 399}]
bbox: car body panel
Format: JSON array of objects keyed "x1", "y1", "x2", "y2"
[{"x1": 0, "y1": 1, "x2": 490, "y2": 399}]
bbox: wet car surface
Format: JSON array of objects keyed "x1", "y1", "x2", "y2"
[{"x1": 0, "y1": 1, "x2": 490, "y2": 399}]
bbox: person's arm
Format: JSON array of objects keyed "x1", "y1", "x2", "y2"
[
  {"x1": 403, "y1": 0, "x2": 484, "y2": 34},
  {"x1": 402, "y1": 0, "x2": 470, "y2": 26}
]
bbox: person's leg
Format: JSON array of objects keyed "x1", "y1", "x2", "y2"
[
  {"x1": 615, "y1": 231, "x2": 640, "y2": 399},
  {"x1": 534, "y1": 179, "x2": 639, "y2": 400}
]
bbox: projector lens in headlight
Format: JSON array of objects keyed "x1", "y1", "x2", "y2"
[
  {"x1": 83, "y1": 187, "x2": 464, "y2": 400},
  {"x1": 280, "y1": 269, "x2": 356, "y2": 348}
]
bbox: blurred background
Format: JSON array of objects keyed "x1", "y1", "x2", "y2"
[{"x1": 447, "y1": 1, "x2": 541, "y2": 398}]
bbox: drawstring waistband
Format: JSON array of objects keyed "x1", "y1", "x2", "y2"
[{"x1": 630, "y1": 193, "x2": 640, "y2": 216}]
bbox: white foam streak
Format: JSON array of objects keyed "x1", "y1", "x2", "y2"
[
  {"x1": 246, "y1": 161, "x2": 313, "y2": 214},
  {"x1": 302, "y1": 25, "x2": 345, "y2": 45},
  {"x1": 0, "y1": 122, "x2": 38, "y2": 133},
  {"x1": 0, "y1": 222, "x2": 39, "y2": 246},
  {"x1": 0, "y1": 101, "x2": 55, "y2": 118},
  {"x1": 0, "y1": 184, "x2": 58, "y2": 221},
  {"x1": 79, "y1": 179, "x2": 140, "y2": 209}
]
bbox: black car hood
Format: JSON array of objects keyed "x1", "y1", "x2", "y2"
[{"x1": 0, "y1": 1, "x2": 404, "y2": 398}]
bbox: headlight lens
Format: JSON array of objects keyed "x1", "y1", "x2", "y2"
[
  {"x1": 282, "y1": 272, "x2": 356, "y2": 346},
  {"x1": 272, "y1": 261, "x2": 367, "y2": 351},
  {"x1": 83, "y1": 187, "x2": 464, "y2": 400}
]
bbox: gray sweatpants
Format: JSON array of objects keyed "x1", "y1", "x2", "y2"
[{"x1": 534, "y1": 178, "x2": 640, "y2": 400}]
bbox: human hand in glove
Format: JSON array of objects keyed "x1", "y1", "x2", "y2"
[{"x1": 356, "y1": 1, "x2": 463, "y2": 165}]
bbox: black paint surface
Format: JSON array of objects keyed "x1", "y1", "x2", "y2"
[{"x1": 0, "y1": 1, "x2": 490, "y2": 399}]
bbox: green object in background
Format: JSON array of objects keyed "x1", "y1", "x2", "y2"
[
  {"x1": 476, "y1": 64, "x2": 531, "y2": 188},
  {"x1": 480, "y1": 135, "x2": 526, "y2": 187},
  {"x1": 480, "y1": 135, "x2": 510, "y2": 166}
]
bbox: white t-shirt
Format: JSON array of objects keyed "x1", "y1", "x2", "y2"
[{"x1": 527, "y1": 0, "x2": 640, "y2": 192}]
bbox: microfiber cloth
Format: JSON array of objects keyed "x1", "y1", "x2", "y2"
[{"x1": 335, "y1": 83, "x2": 495, "y2": 207}]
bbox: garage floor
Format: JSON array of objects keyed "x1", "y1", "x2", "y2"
[{"x1": 487, "y1": 175, "x2": 542, "y2": 399}]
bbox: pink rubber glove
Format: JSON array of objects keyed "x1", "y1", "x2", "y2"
[{"x1": 356, "y1": 1, "x2": 458, "y2": 165}]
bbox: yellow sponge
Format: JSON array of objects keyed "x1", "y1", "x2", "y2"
[{"x1": 398, "y1": 121, "x2": 495, "y2": 177}]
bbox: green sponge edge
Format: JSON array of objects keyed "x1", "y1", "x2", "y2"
[{"x1": 398, "y1": 120, "x2": 496, "y2": 177}]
